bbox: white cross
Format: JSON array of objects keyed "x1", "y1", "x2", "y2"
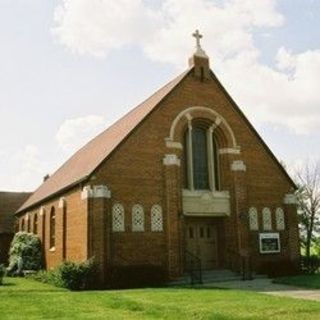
[{"x1": 192, "y1": 29, "x2": 203, "y2": 49}]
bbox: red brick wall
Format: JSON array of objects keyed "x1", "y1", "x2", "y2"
[
  {"x1": 17, "y1": 187, "x2": 88, "y2": 270},
  {"x1": 16, "y1": 64, "x2": 300, "y2": 280},
  {"x1": 91, "y1": 67, "x2": 299, "y2": 278}
]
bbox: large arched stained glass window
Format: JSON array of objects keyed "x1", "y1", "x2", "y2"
[
  {"x1": 192, "y1": 127, "x2": 209, "y2": 189},
  {"x1": 184, "y1": 123, "x2": 220, "y2": 191}
]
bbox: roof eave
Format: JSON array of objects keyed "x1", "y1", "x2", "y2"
[{"x1": 15, "y1": 175, "x2": 90, "y2": 215}]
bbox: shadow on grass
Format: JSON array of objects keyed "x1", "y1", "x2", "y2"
[{"x1": 0, "y1": 282, "x2": 16, "y2": 287}]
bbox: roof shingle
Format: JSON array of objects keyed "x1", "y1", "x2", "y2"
[{"x1": 17, "y1": 69, "x2": 191, "y2": 213}]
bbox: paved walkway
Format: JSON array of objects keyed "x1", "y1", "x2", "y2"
[{"x1": 205, "y1": 278, "x2": 320, "y2": 301}]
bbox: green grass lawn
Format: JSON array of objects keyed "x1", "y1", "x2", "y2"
[
  {"x1": 274, "y1": 274, "x2": 320, "y2": 289},
  {"x1": 1, "y1": 277, "x2": 320, "y2": 320}
]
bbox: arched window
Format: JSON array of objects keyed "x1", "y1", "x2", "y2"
[
  {"x1": 21, "y1": 218, "x2": 25, "y2": 231},
  {"x1": 184, "y1": 122, "x2": 219, "y2": 191},
  {"x1": 192, "y1": 127, "x2": 209, "y2": 189},
  {"x1": 151, "y1": 205, "x2": 163, "y2": 232},
  {"x1": 27, "y1": 216, "x2": 30, "y2": 232},
  {"x1": 62, "y1": 206, "x2": 67, "y2": 261},
  {"x1": 112, "y1": 204, "x2": 125, "y2": 232},
  {"x1": 248, "y1": 207, "x2": 258, "y2": 231},
  {"x1": 33, "y1": 213, "x2": 38, "y2": 234},
  {"x1": 42, "y1": 212, "x2": 46, "y2": 250},
  {"x1": 262, "y1": 208, "x2": 272, "y2": 231},
  {"x1": 275, "y1": 208, "x2": 285, "y2": 230},
  {"x1": 49, "y1": 207, "x2": 56, "y2": 249},
  {"x1": 132, "y1": 204, "x2": 144, "y2": 232}
]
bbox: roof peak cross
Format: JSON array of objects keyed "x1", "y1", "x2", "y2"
[
  {"x1": 192, "y1": 29, "x2": 203, "y2": 50},
  {"x1": 192, "y1": 29, "x2": 207, "y2": 58}
]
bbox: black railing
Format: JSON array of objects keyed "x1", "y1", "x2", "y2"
[
  {"x1": 240, "y1": 255, "x2": 253, "y2": 280},
  {"x1": 185, "y1": 250, "x2": 202, "y2": 284},
  {"x1": 301, "y1": 256, "x2": 320, "y2": 274}
]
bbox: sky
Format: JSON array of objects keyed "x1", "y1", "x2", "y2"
[{"x1": 0, "y1": 0, "x2": 319, "y2": 192}]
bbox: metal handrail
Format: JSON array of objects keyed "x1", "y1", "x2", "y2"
[{"x1": 185, "y1": 250, "x2": 202, "y2": 284}]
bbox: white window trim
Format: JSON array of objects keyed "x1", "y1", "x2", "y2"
[{"x1": 186, "y1": 121, "x2": 219, "y2": 192}]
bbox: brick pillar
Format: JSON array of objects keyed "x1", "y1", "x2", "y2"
[
  {"x1": 231, "y1": 160, "x2": 250, "y2": 273},
  {"x1": 284, "y1": 194, "x2": 300, "y2": 269},
  {"x1": 163, "y1": 154, "x2": 183, "y2": 279},
  {"x1": 83, "y1": 185, "x2": 111, "y2": 285}
]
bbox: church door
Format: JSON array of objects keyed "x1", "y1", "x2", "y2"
[{"x1": 185, "y1": 221, "x2": 218, "y2": 270}]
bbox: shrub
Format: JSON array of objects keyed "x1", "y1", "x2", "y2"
[
  {"x1": 56, "y1": 259, "x2": 96, "y2": 290},
  {"x1": 7, "y1": 232, "x2": 42, "y2": 275},
  {"x1": 27, "y1": 269, "x2": 58, "y2": 285},
  {"x1": 301, "y1": 255, "x2": 320, "y2": 274},
  {"x1": 28, "y1": 259, "x2": 96, "y2": 290},
  {"x1": 0, "y1": 264, "x2": 6, "y2": 285},
  {"x1": 258, "y1": 259, "x2": 300, "y2": 277}
]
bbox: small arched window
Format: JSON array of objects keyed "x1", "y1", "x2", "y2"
[
  {"x1": 112, "y1": 204, "x2": 125, "y2": 232},
  {"x1": 132, "y1": 204, "x2": 144, "y2": 232},
  {"x1": 248, "y1": 207, "x2": 258, "y2": 231},
  {"x1": 262, "y1": 208, "x2": 272, "y2": 231},
  {"x1": 27, "y1": 216, "x2": 30, "y2": 232},
  {"x1": 33, "y1": 213, "x2": 38, "y2": 234},
  {"x1": 151, "y1": 205, "x2": 163, "y2": 232},
  {"x1": 275, "y1": 208, "x2": 285, "y2": 230},
  {"x1": 184, "y1": 122, "x2": 219, "y2": 191},
  {"x1": 49, "y1": 207, "x2": 56, "y2": 249}
]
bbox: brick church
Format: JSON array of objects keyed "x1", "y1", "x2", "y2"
[{"x1": 16, "y1": 31, "x2": 300, "y2": 284}]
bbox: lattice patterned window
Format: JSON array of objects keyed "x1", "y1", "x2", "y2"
[
  {"x1": 151, "y1": 205, "x2": 163, "y2": 232},
  {"x1": 112, "y1": 204, "x2": 125, "y2": 232},
  {"x1": 132, "y1": 204, "x2": 144, "y2": 232},
  {"x1": 248, "y1": 207, "x2": 259, "y2": 231},
  {"x1": 262, "y1": 208, "x2": 272, "y2": 231},
  {"x1": 275, "y1": 207, "x2": 285, "y2": 230}
]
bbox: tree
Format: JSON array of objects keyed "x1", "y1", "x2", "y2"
[
  {"x1": 7, "y1": 232, "x2": 42, "y2": 275},
  {"x1": 295, "y1": 161, "x2": 320, "y2": 258}
]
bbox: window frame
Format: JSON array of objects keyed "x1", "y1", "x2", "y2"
[
  {"x1": 49, "y1": 207, "x2": 56, "y2": 250},
  {"x1": 132, "y1": 204, "x2": 144, "y2": 232},
  {"x1": 184, "y1": 120, "x2": 220, "y2": 191}
]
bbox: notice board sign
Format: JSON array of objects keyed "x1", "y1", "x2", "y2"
[{"x1": 259, "y1": 233, "x2": 280, "y2": 254}]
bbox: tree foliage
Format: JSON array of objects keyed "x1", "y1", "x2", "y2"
[
  {"x1": 7, "y1": 232, "x2": 42, "y2": 274},
  {"x1": 295, "y1": 161, "x2": 320, "y2": 258}
]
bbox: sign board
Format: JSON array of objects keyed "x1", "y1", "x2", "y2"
[{"x1": 259, "y1": 233, "x2": 280, "y2": 254}]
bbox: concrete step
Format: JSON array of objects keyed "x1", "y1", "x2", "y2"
[
  {"x1": 168, "y1": 269, "x2": 268, "y2": 286},
  {"x1": 168, "y1": 269, "x2": 242, "y2": 286}
]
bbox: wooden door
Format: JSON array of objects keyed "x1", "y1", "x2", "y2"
[{"x1": 186, "y1": 221, "x2": 218, "y2": 270}]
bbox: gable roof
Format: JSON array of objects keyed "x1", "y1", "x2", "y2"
[
  {"x1": 17, "y1": 68, "x2": 192, "y2": 213},
  {"x1": 0, "y1": 192, "x2": 32, "y2": 232},
  {"x1": 17, "y1": 63, "x2": 296, "y2": 214}
]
